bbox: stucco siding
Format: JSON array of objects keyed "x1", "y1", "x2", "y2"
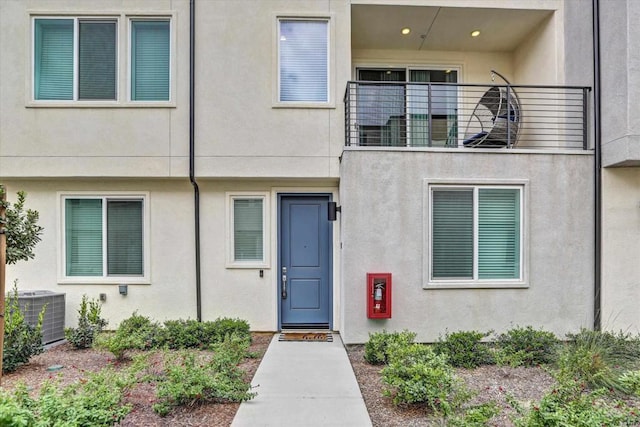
[
  {"x1": 601, "y1": 168, "x2": 640, "y2": 334},
  {"x1": 339, "y1": 149, "x2": 594, "y2": 343}
]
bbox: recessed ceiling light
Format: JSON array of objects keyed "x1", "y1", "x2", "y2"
[
  {"x1": 471, "y1": 30, "x2": 481, "y2": 37},
  {"x1": 401, "y1": 27, "x2": 411, "y2": 35}
]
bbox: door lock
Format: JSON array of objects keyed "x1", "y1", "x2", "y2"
[{"x1": 281, "y1": 266, "x2": 288, "y2": 299}]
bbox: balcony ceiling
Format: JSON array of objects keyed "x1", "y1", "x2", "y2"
[{"x1": 351, "y1": 5, "x2": 553, "y2": 52}]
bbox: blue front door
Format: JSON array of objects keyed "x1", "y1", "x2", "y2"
[{"x1": 279, "y1": 195, "x2": 332, "y2": 329}]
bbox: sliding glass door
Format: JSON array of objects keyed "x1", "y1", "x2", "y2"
[{"x1": 356, "y1": 68, "x2": 458, "y2": 147}]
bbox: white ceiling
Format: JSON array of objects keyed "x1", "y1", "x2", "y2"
[{"x1": 351, "y1": 5, "x2": 554, "y2": 52}]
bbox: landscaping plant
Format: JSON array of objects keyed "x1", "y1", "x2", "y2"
[
  {"x1": 557, "y1": 328, "x2": 640, "y2": 393},
  {"x1": 2, "y1": 281, "x2": 44, "y2": 373},
  {"x1": 495, "y1": 325, "x2": 559, "y2": 367},
  {"x1": 381, "y1": 342, "x2": 466, "y2": 414},
  {"x1": 65, "y1": 294, "x2": 108, "y2": 349},
  {"x1": 433, "y1": 329, "x2": 494, "y2": 369},
  {"x1": 364, "y1": 329, "x2": 416, "y2": 365},
  {"x1": 153, "y1": 333, "x2": 256, "y2": 416}
]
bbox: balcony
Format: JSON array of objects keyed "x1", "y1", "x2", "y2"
[{"x1": 344, "y1": 81, "x2": 590, "y2": 150}]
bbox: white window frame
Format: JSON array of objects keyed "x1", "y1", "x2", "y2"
[
  {"x1": 31, "y1": 16, "x2": 120, "y2": 103},
  {"x1": 57, "y1": 192, "x2": 151, "y2": 284},
  {"x1": 226, "y1": 192, "x2": 270, "y2": 268},
  {"x1": 127, "y1": 17, "x2": 173, "y2": 103},
  {"x1": 29, "y1": 13, "x2": 175, "y2": 108},
  {"x1": 423, "y1": 179, "x2": 528, "y2": 289},
  {"x1": 273, "y1": 15, "x2": 334, "y2": 108}
]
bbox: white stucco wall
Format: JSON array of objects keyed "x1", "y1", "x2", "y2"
[
  {"x1": 2, "y1": 179, "x2": 340, "y2": 332},
  {"x1": 339, "y1": 149, "x2": 594, "y2": 344},
  {"x1": 601, "y1": 169, "x2": 640, "y2": 334}
]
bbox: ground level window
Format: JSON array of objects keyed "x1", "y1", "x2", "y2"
[
  {"x1": 430, "y1": 185, "x2": 522, "y2": 282},
  {"x1": 227, "y1": 193, "x2": 269, "y2": 267},
  {"x1": 64, "y1": 196, "x2": 144, "y2": 278}
]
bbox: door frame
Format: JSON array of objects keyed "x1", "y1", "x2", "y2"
[{"x1": 277, "y1": 192, "x2": 334, "y2": 330}]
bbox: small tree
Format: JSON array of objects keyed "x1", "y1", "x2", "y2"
[
  {"x1": 0, "y1": 187, "x2": 44, "y2": 265},
  {"x1": 0, "y1": 185, "x2": 44, "y2": 379}
]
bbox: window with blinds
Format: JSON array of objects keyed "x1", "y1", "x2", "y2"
[
  {"x1": 233, "y1": 198, "x2": 264, "y2": 262},
  {"x1": 64, "y1": 197, "x2": 145, "y2": 278},
  {"x1": 34, "y1": 18, "x2": 116, "y2": 101},
  {"x1": 431, "y1": 186, "x2": 522, "y2": 282},
  {"x1": 33, "y1": 16, "x2": 171, "y2": 103},
  {"x1": 278, "y1": 19, "x2": 329, "y2": 103},
  {"x1": 131, "y1": 20, "x2": 170, "y2": 101}
]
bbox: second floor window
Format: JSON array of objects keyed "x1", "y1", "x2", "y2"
[
  {"x1": 33, "y1": 17, "x2": 171, "y2": 102},
  {"x1": 278, "y1": 18, "x2": 329, "y2": 103},
  {"x1": 35, "y1": 18, "x2": 117, "y2": 100}
]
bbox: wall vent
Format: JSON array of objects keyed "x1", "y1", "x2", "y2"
[{"x1": 17, "y1": 291, "x2": 66, "y2": 344}]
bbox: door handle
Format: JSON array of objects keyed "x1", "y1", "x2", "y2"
[{"x1": 281, "y1": 267, "x2": 287, "y2": 299}]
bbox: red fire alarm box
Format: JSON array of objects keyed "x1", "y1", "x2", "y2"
[{"x1": 367, "y1": 273, "x2": 392, "y2": 319}]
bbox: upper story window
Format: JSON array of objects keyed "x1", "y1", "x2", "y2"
[
  {"x1": 428, "y1": 184, "x2": 524, "y2": 286},
  {"x1": 32, "y1": 16, "x2": 171, "y2": 104},
  {"x1": 278, "y1": 18, "x2": 329, "y2": 104},
  {"x1": 34, "y1": 18, "x2": 117, "y2": 100},
  {"x1": 130, "y1": 20, "x2": 170, "y2": 101}
]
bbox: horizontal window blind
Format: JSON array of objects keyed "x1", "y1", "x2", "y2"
[
  {"x1": 478, "y1": 189, "x2": 520, "y2": 279},
  {"x1": 279, "y1": 20, "x2": 328, "y2": 102},
  {"x1": 35, "y1": 19, "x2": 74, "y2": 100},
  {"x1": 107, "y1": 200, "x2": 144, "y2": 276},
  {"x1": 65, "y1": 198, "x2": 103, "y2": 276},
  {"x1": 79, "y1": 21, "x2": 116, "y2": 100},
  {"x1": 234, "y1": 199, "x2": 264, "y2": 261},
  {"x1": 432, "y1": 189, "x2": 473, "y2": 279},
  {"x1": 131, "y1": 20, "x2": 170, "y2": 101}
]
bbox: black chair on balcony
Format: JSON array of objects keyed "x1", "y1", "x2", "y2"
[{"x1": 463, "y1": 71, "x2": 521, "y2": 148}]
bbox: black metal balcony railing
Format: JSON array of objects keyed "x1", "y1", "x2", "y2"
[{"x1": 344, "y1": 81, "x2": 590, "y2": 150}]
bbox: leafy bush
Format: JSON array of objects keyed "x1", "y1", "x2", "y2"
[
  {"x1": 619, "y1": 370, "x2": 640, "y2": 396},
  {"x1": 382, "y1": 343, "x2": 465, "y2": 414},
  {"x1": 495, "y1": 326, "x2": 559, "y2": 367},
  {"x1": 0, "y1": 187, "x2": 44, "y2": 265},
  {"x1": 558, "y1": 328, "x2": 640, "y2": 393},
  {"x1": 153, "y1": 333, "x2": 256, "y2": 416},
  {"x1": 65, "y1": 294, "x2": 108, "y2": 349},
  {"x1": 0, "y1": 367, "x2": 134, "y2": 426},
  {"x1": 433, "y1": 330, "x2": 493, "y2": 369},
  {"x1": 511, "y1": 378, "x2": 640, "y2": 427},
  {"x1": 157, "y1": 317, "x2": 251, "y2": 350},
  {"x1": 446, "y1": 402, "x2": 500, "y2": 427},
  {"x1": 364, "y1": 329, "x2": 416, "y2": 365},
  {"x1": 94, "y1": 312, "x2": 161, "y2": 360},
  {"x1": 3, "y1": 282, "x2": 45, "y2": 373}
]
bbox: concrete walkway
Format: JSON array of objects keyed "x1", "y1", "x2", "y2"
[{"x1": 232, "y1": 333, "x2": 372, "y2": 427}]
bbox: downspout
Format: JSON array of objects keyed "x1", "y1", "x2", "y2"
[
  {"x1": 190, "y1": 0, "x2": 202, "y2": 321},
  {"x1": 592, "y1": 0, "x2": 602, "y2": 331}
]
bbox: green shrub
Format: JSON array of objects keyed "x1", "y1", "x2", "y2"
[
  {"x1": 364, "y1": 329, "x2": 416, "y2": 365},
  {"x1": 434, "y1": 330, "x2": 493, "y2": 369},
  {"x1": 558, "y1": 328, "x2": 640, "y2": 393},
  {"x1": 511, "y1": 378, "x2": 640, "y2": 427},
  {"x1": 0, "y1": 384, "x2": 36, "y2": 426},
  {"x1": 153, "y1": 334, "x2": 256, "y2": 416},
  {"x1": 382, "y1": 343, "x2": 464, "y2": 414},
  {"x1": 3, "y1": 282, "x2": 45, "y2": 373},
  {"x1": 94, "y1": 312, "x2": 161, "y2": 360},
  {"x1": 65, "y1": 294, "x2": 108, "y2": 349},
  {"x1": 619, "y1": 370, "x2": 640, "y2": 396},
  {"x1": 495, "y1": 326, "x2": 559, "y2": 367},
  {"x1": 157, "y1": 317, "x2": 251, "y2": 350},
  {"x1": 446, "y1": 402, "x2": 500, "y2": 427},
  {"x1": 0, "y1": 367, "x2": 134, "y2": 426}
]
